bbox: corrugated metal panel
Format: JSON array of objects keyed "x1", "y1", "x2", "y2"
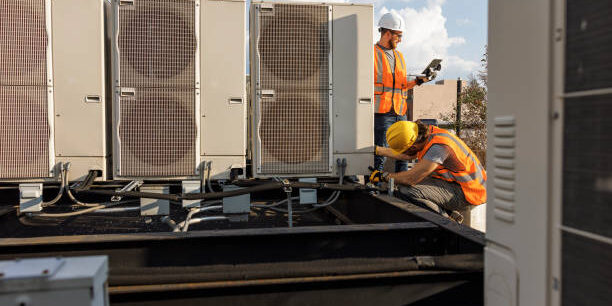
[
  {"x1": 118, "y1": 88, "x2": 197, "y2": 177},
  {"x1": 563, "y1": 94, "x2": 612, "y2": 238},
  {"x1": 0, "y1": 0, "x2": 48, "y2": 86},
  {"x1": 0, "y1": 86, "x2": 50, "y2": 178},
  {"x1": 256, "y1": 3, "x2": 331, "y2": 175},
  {"x1": 118, "y1": 0, "x2": 197, "y2": 88},
  {"x1": 562, "y1": 232, "x2": 612, "y2": 306},
  {"x1": 565, "y1": 0, "x2": 612, "y2": 92}
]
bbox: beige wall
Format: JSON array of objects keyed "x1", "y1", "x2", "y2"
[{"x1": 412, "y1": 79, "x2": 464, "y2": 121}]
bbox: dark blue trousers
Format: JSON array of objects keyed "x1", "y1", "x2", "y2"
[{"x1": 374, "y1": 113, "x2": 409, "y2": 172}]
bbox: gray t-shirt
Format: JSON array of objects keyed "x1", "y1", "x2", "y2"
[
  {"x1": 422, "y1": 144, "x2": 463, "y2": 172},
  {"x1": 377, "y1": 44, "x2": 396, "y2": 72}
]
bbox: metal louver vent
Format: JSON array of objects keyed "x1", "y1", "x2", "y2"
[
  {"x1": 118, "y1": 0, "x2": 197, "y2": 88},
  {"x1": 255, "y1": 3, "x2": 331, "y2": 175},
  {"x1": 118, "y1": 88, "x2": 196, "y2": 177},
  {"x1": 0, "y1": 0, "x2": 51, "y2": 179},
  {"x1": 492, "y1": 115, "x2": 516, "y2": 223},
  {"x1": 0, "y1": 87, "x2": 50, "y2": 178}
]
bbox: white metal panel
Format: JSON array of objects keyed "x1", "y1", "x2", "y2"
[
  {"x1": 331, "y1": 4, "x2": 373, "y2": 176},
  {"x1": 486, "y1": 1, "x2": 552, "y2": 306},
  {"x1": 52, "y1": 0, "x2": 107, "y2": 178},
  {"x1": 201, "y1": 0, "x2": 246, "y2": 158},
  {"x1": 0, "y1": 256, "x2": 108, "y2": 306},
  {"x1": 550, "y1": 0, "x2": 565, "y2": 305}
]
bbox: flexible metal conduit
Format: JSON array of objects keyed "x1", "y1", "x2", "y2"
[
  {"x1": 180, "y1": 216, "x2": 228, "y2": 232},
  {"x1": 41, "y1": 162, "x2": 65, "y2": 207},
  {"x1": 177, "y1": 205, "x2": 223, "y2": 232}
]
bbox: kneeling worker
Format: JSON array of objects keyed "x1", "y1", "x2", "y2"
[{"x1": 371, "y1": 121, "x2": 486, "y2": 222}]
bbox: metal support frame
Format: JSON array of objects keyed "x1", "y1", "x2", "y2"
[{"x1": 0, "y1": 191, "x2": 484, "y2": 305}]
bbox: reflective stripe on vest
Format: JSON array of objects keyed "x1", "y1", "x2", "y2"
[
  {"x1": 417, "y1": 126, "x2": 487, "y2": 205},
  {"x1": 374, "y1": 44, "x2": 408, "y2": 115}
]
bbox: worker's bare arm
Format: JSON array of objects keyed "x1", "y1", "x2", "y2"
[
  {"x1": 375, "y1": 146, "x2": 416, "y2": 160},
  {"x1": 388, "y1": 159, "x2": 439, "y2": 186}
]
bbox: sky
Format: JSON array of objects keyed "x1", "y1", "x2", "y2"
[{"x1": 247, "y1": 0, "x2": 488, "y2": 81}]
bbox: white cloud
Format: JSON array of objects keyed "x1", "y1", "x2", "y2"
[{"x1": 373, "y1": 0, "x2": 479, "y2": 79}]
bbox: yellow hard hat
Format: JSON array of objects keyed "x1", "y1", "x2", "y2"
[{"x1": 386, "y1": 121, "x2": 419, "y2": 155}]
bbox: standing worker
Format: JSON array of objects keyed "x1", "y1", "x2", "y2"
[
  {"x1": 374, "y1": 12, "x2": 429, "y2": 173},
  {"x1": 371, "y1": 121, "x2": 487, "y2": 222}
]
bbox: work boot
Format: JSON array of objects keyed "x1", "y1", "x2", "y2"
[{"x1": 450, "y1": 210, "x2": 464, "y2": 224}]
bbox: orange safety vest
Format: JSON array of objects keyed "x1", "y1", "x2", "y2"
[
  {"x1": 374, "y1": 44, "x2": 417, "y2": 115},
  {"x1": 416, "y1": 126, "x2": 487, "y2": 205}
]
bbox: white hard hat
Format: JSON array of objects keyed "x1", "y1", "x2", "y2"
[{"x1": 378, "y1": 12, "x2": 404, "y2": 32}]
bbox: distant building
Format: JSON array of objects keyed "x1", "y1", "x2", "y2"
[{"x1": 407, "y1": 79, "x2": 466, "y2": 124}]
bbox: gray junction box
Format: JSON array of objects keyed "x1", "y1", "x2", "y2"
[{"x1": 0, "y1": 256, "x2": 109, "y2": 306}]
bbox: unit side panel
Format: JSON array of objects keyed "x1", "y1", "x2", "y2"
[
  {"x1": 331, "y1": 4, "x2": 373, "y2": 176},
  {"x1": 56, "y1": 157, "x2": 106, "y2": 181},
  {"x1": 201, "y1": 0, "x2": 247, "y2": 157},
  {"x1": 52, "y1": 0, "x2": 106, "y2": 158},
  {"x1": 486, "y1": 0, "x2": 552, "y2": 305}
]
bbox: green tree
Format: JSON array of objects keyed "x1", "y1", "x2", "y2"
[{"x1": 440, "y1": 47, "x2": 488, "y2": 167}]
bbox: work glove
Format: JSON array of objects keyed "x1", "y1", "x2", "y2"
[
  {"x1": 416, "y1": 76, "x2": 427, "y2": 85},
  {"x1": 368, "y1": 166, "x2": 389, "y2": 183}
]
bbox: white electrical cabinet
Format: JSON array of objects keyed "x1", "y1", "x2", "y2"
[
  {"x1": 111, "y1": 0, "x2": 246, "y2": 180},
  {"x1": 486, "y1": 1, "x2": 611, "y2": 306},
  {"x1": 0, "y1": 0, "x2": 108, "y2": 182},
  {"x1": 0, "y1": 256, "x2": 109, "y2": 306},
  {"x1": 250, "y1": 1, "x2": 373, "y2": 177}
]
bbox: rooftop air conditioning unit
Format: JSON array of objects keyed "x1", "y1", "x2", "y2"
[
  {"x1": 250, "y1": 1, "x2": 373, "y2": 177},
  {"x1": 0, "y1": 0, "x2": 107, "y2": 182},
  {"x1": 111, "y1": 0, "x2": 246, "y2": 180},
  {"x1": 487, "y1": 1, "x2": 611, "y2": 305}
]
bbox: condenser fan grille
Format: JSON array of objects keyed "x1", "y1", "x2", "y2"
[
  {"x1": 118, "y1": 0, "x2": 196, "y2": 88},
  {"x1": 0, "y1": 0, "x2": 51, "y2": 179},
  {"x1": 116, "y1": 0, "x2": 198, "y2": 177},
  {"x1": 0, "y1": 0, "x2": 48, "y2": 86},
  {"x1": 258, "y1": 4, "x2": 329, "y2": 90},
  {"x1": 260, "y1": 91, "x2": 330, "y2": 174},
  {"x1": 119, "y1": 88, "x2": 196, "y2": 177},
  {"x1": 0, "y1": 86, "x2": 50, "y2": 178},
  {"x1": 256, "y1": 4, "x2": 331, "y2": 175}
]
